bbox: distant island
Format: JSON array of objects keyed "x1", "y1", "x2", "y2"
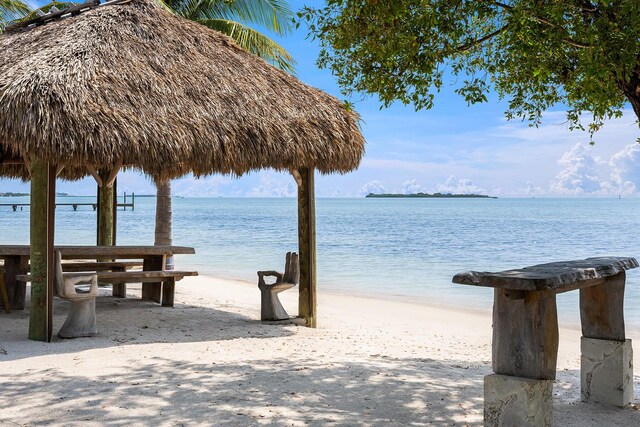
[
  {"x1": 0, "y1": 192, "x2": 72, "y2": 197},
  {"x1": 366, "y1": 192, "x2": 497, "y2": 199},
  {"x1": 0, "y1": 192, "x2": 29, "y2": 197}
]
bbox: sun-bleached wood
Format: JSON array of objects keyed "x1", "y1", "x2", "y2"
[
  {"x1": 297, "y1": 168, "x2": 317, "y2": 327},
  {"x1": 453, "y1": 257, "x2": 638, "y2": 291},
  {"x1": 580, "y1": 271, "x2": 626, "y2": 341},
  {"x1": 492, "y1": 289, "x2": 559, "y2": 380},
  {"x1": 0, "y1": 245, "x2": 195, "y2": 258}
]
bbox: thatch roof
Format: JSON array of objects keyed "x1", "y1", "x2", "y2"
[{"x1": 0, "y1": 0, "x2": 365, "y2": 180}]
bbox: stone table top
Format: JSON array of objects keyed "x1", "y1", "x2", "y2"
[{"x1": 452, "y1": 257, "x2": 638, "y2": 291}]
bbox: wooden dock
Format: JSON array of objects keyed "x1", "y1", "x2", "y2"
[{"x1": 1, "y1": 193, "x2": 135, "y2": 211}]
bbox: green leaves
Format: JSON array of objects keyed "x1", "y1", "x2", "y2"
[
  {"x1": 300, "y1": 0, "x2": 640, "y2": 138},
  {"x1": 198, "y1": 18, "x2": 294, "y2": 72},
  {"x1": 0, "y1": 0, "x2": 30, "y2": 31},
  {"x1": 166, "y1": 0, "x2": 295, "y2": 71}
]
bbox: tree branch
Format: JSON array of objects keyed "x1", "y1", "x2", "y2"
[
  {"x1": 493, "y1": 1, "x2": 592, "y2": 49},
  {"x1": 455, "y1": 25, "x2": 509, "y2": 53}
]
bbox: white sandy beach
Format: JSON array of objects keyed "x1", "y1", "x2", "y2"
[{"x1": 1, "y1": 275, "x2": 638, "y2": 426}]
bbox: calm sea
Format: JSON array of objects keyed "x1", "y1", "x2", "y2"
[{"x1": 1, "y1": 196, "x2": 639, "y2": 327}]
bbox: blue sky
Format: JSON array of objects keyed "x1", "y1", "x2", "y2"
[{"x1": 2, "y1": 0, "x2": 640, "y2": 197}]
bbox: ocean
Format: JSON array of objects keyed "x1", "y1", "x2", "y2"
[{"x1": 1, "y1": 196, "x2": 639, "y2": 327}]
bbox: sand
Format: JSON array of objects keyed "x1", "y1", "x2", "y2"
[{"x1": 1, "y1": 275, "x2": 638, "y2": 426}]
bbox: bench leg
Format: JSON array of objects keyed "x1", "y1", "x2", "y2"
[
  {"x1": 580, "y1": 272, "x2": 633, "y2": 406},
  {"x1": 484, "y1": 374, "x2": 553, "y2": 427},
  {"x1": 492, "y1": 289, "x2": 559, "y2": 379},
  {"x1": 112, "y1": 267, "x2": 126, "y2": 298},
  {"x1": 161, "y1": 279, "x2": 175, "y2": 307},
  {"x1": 487, "y1": 289, "x2": 558, "y2": 426},
  {"x1": 112, "y1": 282, "x2": 127, "y2": 298}
]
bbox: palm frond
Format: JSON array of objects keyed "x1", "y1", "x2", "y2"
[
  {"x1": 171, "y1": 0, "x2": 292, "y2": 35},
  {"x1": 19, "y1": 2, "x2": 78, "y2": 22},
  {"x1": 198, "y1": 18, "x2": 295, "y2": 72},
  {"x1": 0, "y1": 0, "x2": 31, "y2": 31}
]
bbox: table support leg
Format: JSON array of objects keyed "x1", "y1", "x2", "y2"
[
  {"x1": 486, "y1": 289, "x2": 558, "y2": 426},
  {"x1": 2, "y1": 256, "x2": 28, "y2": 310},
  {"x1": 142, "y1": 256, "x2": 163, "y2": 303},
  {"x1": 580, "y1": 272, "x2": 633, "y2": 406}
]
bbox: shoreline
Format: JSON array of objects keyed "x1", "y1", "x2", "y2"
[{"x1": 199, "y1": 272, "x2": 593, "y2": 332}]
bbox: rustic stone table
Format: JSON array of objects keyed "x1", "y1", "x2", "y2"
[{"x1": 452, "y1": 257, "x2": 638, "y2": 427}]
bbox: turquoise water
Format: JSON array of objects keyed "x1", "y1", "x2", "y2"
[{"x1": 1, "y1": 196, "x2": 639, "y2": 327}]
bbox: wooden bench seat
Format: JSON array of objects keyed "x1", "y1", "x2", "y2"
[
  {"x1": 60, "y1": 261, "x2": 143, "y2": 272},
  {"x1": 17, "y1": 270, "x2": 198, "y2": 307}
]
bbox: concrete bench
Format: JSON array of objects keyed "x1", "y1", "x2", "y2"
[
  {"x1": 453, "y1": 256, "x2": 638, "y2": 427},
  {"x1": 18, "y1": 270, "x2": 198, "y2": 307},
  {"x1": 258, "y1": 252, "x2": 299, "y2": 321}
]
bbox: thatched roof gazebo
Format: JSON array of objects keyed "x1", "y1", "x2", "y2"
[{"x1": 0, "y1": 0, "x2": 365, "y2": 341}]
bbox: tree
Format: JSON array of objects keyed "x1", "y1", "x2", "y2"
[
  {"x1": 164, "y1": 0, "x2": 294, "y2": 72},
  {"x1": 0, "y1": 0, "x2": 29, "y2": 30},
  {"x1": 299, "y1": 1, "x2": 640, "y2": 138}
]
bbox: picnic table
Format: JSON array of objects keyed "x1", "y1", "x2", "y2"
[
  {"x1": 453, "y1": 256, "x2": 638, "y2": 426},
  {"x1": 0, "y1": 245, "x2": 196, "y2": 310}
]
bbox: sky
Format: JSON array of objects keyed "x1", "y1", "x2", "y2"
[{"x1": 2, "y1": 1, "x2": 640, "y2": 198}]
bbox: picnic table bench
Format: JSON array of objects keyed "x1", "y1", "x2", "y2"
[
  {"x1": 1, "y1": 245, "x2": 195, "y2": 310},
  {"x1": 453, "y1": 256, "x2": 638, "y2": 426}
]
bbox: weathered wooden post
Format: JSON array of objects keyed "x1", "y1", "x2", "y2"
[
  {"x1": 296, "y1": 167, "x2": 317, "y2": 328},
  {"x1": 28, "y1": 159, "x2": 55, "y2": 342},
  {"x1": 96, "y1": 169, "x2": 114, "y2": 247},
  {"x1": 142, "y1": 178, "x2": 173, "y2": 303}
]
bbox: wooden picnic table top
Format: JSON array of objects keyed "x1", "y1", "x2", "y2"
[
  {"x1": 0, "y1": 245, "x2": 195, "y2": 259},
  {"x1": 452, "y1": 256, "x2": 638, "y2": 292}
]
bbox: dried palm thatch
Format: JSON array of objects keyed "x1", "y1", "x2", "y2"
[{"x1": 0, "y1": 0, "x2": 365, "y2": 180}]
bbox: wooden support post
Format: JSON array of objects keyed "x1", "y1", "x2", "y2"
[
  {"x1": 580, "y1": 273, "x2": 626, "y2": 341},
  {"x1": 297, "y1": 167, "x2": 317, "y2": 328},
  {"x1": 96, "y1": 169, "x2": 114, "y2": 247},
  {"x1": 492, "y1": 289, "x2": 559, "y2": 380},
  {"x1": 28, "y1": 159, "x2": 55, "y2": 342},
  {"x1": 112, "y1": 178, "x2": 117, "y2": 245}
]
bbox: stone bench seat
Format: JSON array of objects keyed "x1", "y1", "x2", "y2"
[
  {"x1": 453, "y1": 256, "x2": 638, "y2": 292},
  {"x1": 453, "y1": 256, "x2": 638, "y2": 427}
]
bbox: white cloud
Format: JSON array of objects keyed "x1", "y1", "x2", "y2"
[
  {"x1": 609, "y1": 143, "x2": 640, "y2": 195},
  {"x1": 359, "y1": 180, "x2": 386, "y2": 196},
  {"x1": 549, "y1": 143, "x2": 602, "y2": 195},
  {"x1": 172, "y1": 175, "x2": 232, "y2": 196},
  {"x1": 247, "y1": 173, "x2": 297, "y2": 197},
  {"x1": 402, "y1": 179, "x2": 425, "y2": 194},
  {"x1": 434, "y1": 175, "x2": 487, "y2": 195}
]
